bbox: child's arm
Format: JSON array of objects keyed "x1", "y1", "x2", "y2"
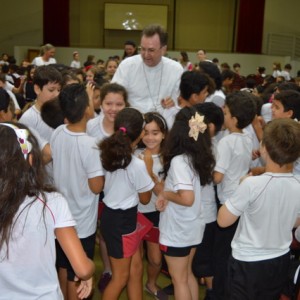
[
  {"x1": 217, "y1": 204, "x2": 239, "y2": 227},
  {"x1": 85, "y1": 82, "x2": 95, "y2": 120},
  {"x1": 88, "y1": 176, "x2": 104, "y2": 194},
  {"x1": 41, "y1": 143, "x2": 52, "y2": 165},
  {"x1": 55, "y1": 226, "x2": 95, "y2": 298},
  {"x1": 163, "y1": 189, "x2": 195, "y2": 207},
  {"x1": 213, "y1": 171, "x2": 224, "y2": 184},
  {"x1": 138, "y1": 191, "x2": 152, "y2": 205}
]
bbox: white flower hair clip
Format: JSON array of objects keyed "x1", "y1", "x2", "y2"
[
  {"x1": 188, "y1": 112, "x2": 207, "y2": 141},
  {"x1": 1, "y1": 123, "x2": 32, "y2": 159}
]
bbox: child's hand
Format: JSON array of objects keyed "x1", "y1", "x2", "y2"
[
  {"x1": 143, "y1": 149, "x2": 154, "y2": 178},
  {"x1": 156, "y1": 193, "x2": 168, "y2": 212},
  {"x1": 252, "y1": 149, "x2": 260, "y2": 160},
  {"x1": 85, "y1": 81, "x2": 95, "y2": 100},
  {"x1": 75, "y1": 276, "x2": 93, "y2": 299}
]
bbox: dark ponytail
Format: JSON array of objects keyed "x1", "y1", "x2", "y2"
[{"x1": 100, "y1": 108, "x2": 144, "y2": 172}]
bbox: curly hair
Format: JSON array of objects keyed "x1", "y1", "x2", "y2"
[
  {"x1": 161, "y1": 107, "x2": 215, "y2": 186},
  {"x1": 100, "y1": 108, "x2": 144, "y2": 172}
]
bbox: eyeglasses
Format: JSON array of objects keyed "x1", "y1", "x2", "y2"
[{"x1": 138, "y1": 46, "x2": 163, "y2": 54}]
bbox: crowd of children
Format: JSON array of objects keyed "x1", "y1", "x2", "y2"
[{"x1": 1, "y1": 39, "x2": 300, "y2": 300}]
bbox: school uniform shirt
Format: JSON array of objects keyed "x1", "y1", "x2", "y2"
[
  {"x1": 86, "y1": 111, "x2": 110, "y2": 144},
  {"x1": 103, "y1": 155, "x2": 154, "y2": 210},
  {"x1": 51, "y1": 125, "x2": 104, "y2": 238},
  {"x1": 226, "y1": 173, "x2": 300, "y2": 262},
  {"x1": 244, "y1": 124, "x2": 263, "y2": 168},
  {"x1": 19, "y1": 105, "x2": 54, "y2": 142},
  {"x1": 215, "y1": 132, "x2": 252, "y2": 204},
  {"x1": 0, "y1": 192, "x2": 75, "y2": 300},
  {"x1": 293, "y1": 158, "x2": 300, "y2": 176},
  {"x1": 135, "y1": 149, "x2": 163, "y2": 214},
  {"x1": 20, "y1": 106, "x2": 54, "y2": 183},
  {"x1": 205, "y1": 89, "x2": 226, "y2": 108},
  {"x1": 4, "y1": 82, "x2": 21, "y2": 110},
  {"x1": 159, "y1": 154, "x2": 206, "y2": 247}
]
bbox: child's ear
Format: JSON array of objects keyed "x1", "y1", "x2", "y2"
[
  {"x1": 286, "y1": 110, "x2": 294, "y2": 119},
  {"x1": 33, "y1": 84, "x2": 41, "y2": 95}
]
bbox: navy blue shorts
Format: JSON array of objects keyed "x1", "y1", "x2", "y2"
[
  {"x1": 100, "y1": 205, "x2": 139, "y2": 259},
  {"x1": 228, "y1": 252, "x2": 290, "y2": 300},
  {"x1": 160, "y1": 244, "x2": 198, "y2": 257},
  {"x1": 56, "y1": 233, "x2": 96, "y2": 281}
]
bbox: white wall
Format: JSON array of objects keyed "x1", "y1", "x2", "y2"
[{"x1": 15, "y1": 45, "x2": 299, "y2": 77}]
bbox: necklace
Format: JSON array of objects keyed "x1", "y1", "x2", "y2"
[{"x1": 142, "y1": 61, "x2": 163, "y2": 111}]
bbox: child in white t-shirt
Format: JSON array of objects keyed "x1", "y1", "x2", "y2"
[
  {"x1": 218, "y1": 118, "x2": 300, "y2": 299},
  {"x1": 135, "y1": 111, "x2": 169, "y2": 299},
  {"x1": 156, "y1": 106, "x2": 215, "y2": 300},
  {"x1": 99, "y1": 108, "x2": 154, "y2": 300},
  {"x1": 0, "y1": 123, "x2": 95, "y2": 300},
  {"x1": 51, "y1": 83, "x2": 104, "y2": 299},
  {"x1": 213, "y1": 91, "x2": 257, "y2": 300}
]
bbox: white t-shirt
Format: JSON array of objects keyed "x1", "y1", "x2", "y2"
[
  {"x1": 244, "y1": 124, "x2": 263, "y2": 168},
  {"x1": 50, "y1": 125, "x2": 104, "y2": 238},
  {"x1": 294, "y1": 158, "x2": 300, "y2": 175},
  {"x1": 19, "y1": 105, "x2": 54, "y2": 142},
  {"x1": 70, "y1": 60, "x2": 81, "y2": 68},
  {"x1": 4, "y1": 81, "x2": 21, "y2": 110},
  {"x1": 261, "y1": 103, "x2": 272, "y2": 124},
  {"x1": 112, "y1": 55, "x2": 183, "y2": 114},
  {"x1": 103, "y1": 155, "x2": 154, "y2": 210},
  {"x1": 32, "y1": 56, "x2": 57, "y2": 66},
  {"x1": 0, "y1": 192, "x2": 75, "y2": 300},
  {"x1": 86, "y1": 112, "x2": 110, "y2": 144},
  {"x1": 215, "y1": 132, "x2": 252, "y2": 204},
  {"x1": 226, "y1": 173, "x2": 300, "y2": 261},
  {"x1": 205, "y1": 89, "x2": 226, "y2": 108},
  {"x1": 135, "y1": 149, "x2": 163, "y2": 213},
  {"x1": 159, "y1": 154, "x2": 205, "y2": 247}
]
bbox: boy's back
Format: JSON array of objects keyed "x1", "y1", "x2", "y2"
[
  {"x1": 215, "y1": 131, "x2": 252, "y2": 204},
  {"x1": 228, "y1": 172, "x2": 300, "y2": 261},
  {"x1": 51, "y1": 124, "x2": 103, "y2": 238}
]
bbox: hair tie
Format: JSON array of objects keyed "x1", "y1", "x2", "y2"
[
  {"x1": 1, "y1": 123, "x2": 32, "y2": 159},
  {"x1": 119, "y1": 127, "x2": 127, "y2": 133},
  {"x1": 188, "y1": 112, "x2": 207, "y2": 141}
]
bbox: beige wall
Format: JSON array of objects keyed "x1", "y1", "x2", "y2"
[
  {"x1": 3, "y1": 0, "x2": 300, "y2": 73},
  {"x1": 68, "y1": 0, "x2": 235, "y2": 51},
  {"x1": 262, "y1": 0, "x2": 300, "y2": 53}
]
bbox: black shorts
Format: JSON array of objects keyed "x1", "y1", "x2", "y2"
[
  {"x1": 228, "y1": 252, "x2": 290, "y2": 300},
  {"x1": 193, "y1": 221, "x2": 217, "y2": 277},
  {"x1": 56, "y1": 233, "x2": 96, "y2": 281},
  {"x1": 100, "y1": 205, "x2": 139, "y2": 259},
  {"x1": 142, "y1": 211, "x2": 160, "y2": 243},
  {"x1": 160, "y1": 244, "x2": 198, "y2": 257}
]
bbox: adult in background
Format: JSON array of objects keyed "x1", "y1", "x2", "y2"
[
  {"x1": 122, "y1": 40, "x2": 138, "y2": 60},
  {"x1": 32, "y1": 44, "x2": 57, "y2": 66},
  {"x1": 112, "y1": 24, "x2": 183, "y2": 115}
]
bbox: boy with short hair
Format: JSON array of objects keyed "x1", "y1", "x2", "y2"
[
  {"x1": 218, "y1": 118, "x2": 300, "y2": 299},
  {"x1": 19, "y1": 65, "x2": 62, "y2": 141},
  {"x1": 213, "y1": 91, "x2": 257, "y2": 300},
  {"x1": 51, "y1": 83, "x2": 104, "y2": 300}
]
